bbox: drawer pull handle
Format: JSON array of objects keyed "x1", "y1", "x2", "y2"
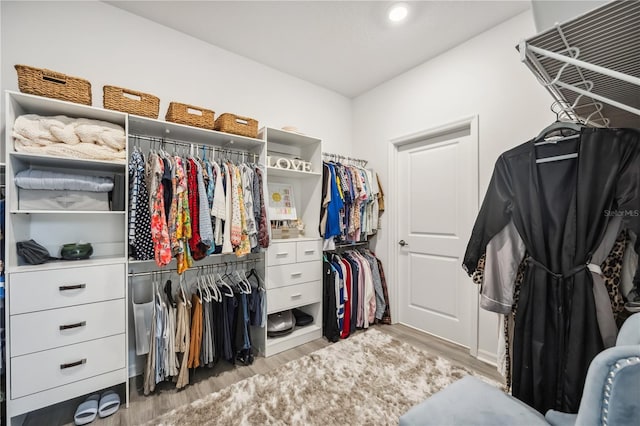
[
  {"x1": 276, "y1": 252, "x2": 289, "y2": 257},
  {"x1": 304, "y1": 249, "x2": 315, "y2": 254},
  {"x1": 59, "y1": 321, "x2": 87, "y2": 331},
  {"x1": 291, "y1": 272, "x2": 303, "y2": 277},
  {"x1": 60, "y1": 359, "x2": 86, "y2": 370},
  {"x1": 59, "y1": 284, "x2": 86, "y2": 291},
  {"x1": 291, "y1": 293, "x2": 302, "y2": 299}
]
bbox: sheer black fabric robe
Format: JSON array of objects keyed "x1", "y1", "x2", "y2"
[{"x1": 463, "y1": 128, "x2": 640, "y2": 413}]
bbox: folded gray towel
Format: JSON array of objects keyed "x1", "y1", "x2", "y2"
[{"x1": 15, "y1": 169, "x2": 114, "y2": 192}]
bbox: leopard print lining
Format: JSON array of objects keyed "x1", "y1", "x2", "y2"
[
  {"x1": 601, "y1": 230, "x2": 627, "y2": 319},
  {"x1": 505, "y1": 259, "x2": 526, "y2": 391},
  {"x1": 472, "y1": 254, "x2": 485, "y2": 286}
]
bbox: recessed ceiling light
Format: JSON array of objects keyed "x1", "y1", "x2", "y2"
[{"x1": 388, "y1": 3, "x2": 409, "y2": 23}]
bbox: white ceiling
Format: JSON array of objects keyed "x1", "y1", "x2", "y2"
[{"x1": 106, "y1": 1, "x2": 531, "y2": 98}]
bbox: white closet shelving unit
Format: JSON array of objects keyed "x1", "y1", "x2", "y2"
[
  {"x1": 3, "y1": 90, "x2": 270, "y2": 424},
  {"x1": 126, "y1": 112, "x2": 268, "y2": 366},
  {"x1": 4, "y1": 91, "x2": 129, "y2": 425},
  {"x1": 518, "y1": 0, "x2": 640, "y2": 127},
  {"x1": 260, "y1": 127, "x2": 323, "y2": 357}
]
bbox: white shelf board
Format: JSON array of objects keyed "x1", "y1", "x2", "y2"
[
  {"x1": 9, "y1": 152, "x2": 126, "y2": 172},
  {"x1": 128, "y1": 251, "x2": 264, "y2": 270},
  {"x1": 259, "y1": 127, "x2": 321, "y2": 146},
  {"x1": 6, "y1": 91, "x2": 126, "y2": 124},
  {"x1": 128, "y1": 115, "x2": 265, "y2": 151},
  {"x1": 266, "y1": 324, "x2": 322, "y2": 347},
  {"x1": 10, "y1": 210, "x2": 125, "y2": 215},
  {"x1": 10, "y1": 256, "x2": 127, "y2": 273},
  {"x1": 271, "y1": 236, "x2": 321, "y2": 243},
  {"x1": 267, "y1": 167, "x2": 321, "y2": 179}
]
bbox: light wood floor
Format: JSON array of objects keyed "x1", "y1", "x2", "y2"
[{"x1": 22, "y1": 324, "x2": 502, "y2": 426}]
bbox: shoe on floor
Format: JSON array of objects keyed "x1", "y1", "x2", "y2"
[
  {"x1": 74, "y1": 394, "x2": 100, "y2": 426},
  {"x1": 98, "y1": 390, "x2": 121, "y2": 418},
  {"x1": 626, "y1": 301, "x2": 640, "y2": 313}
]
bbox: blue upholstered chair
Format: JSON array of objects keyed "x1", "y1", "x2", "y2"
[{"x1": 399, "y1": 313, "x2": 640, "y2": 426}]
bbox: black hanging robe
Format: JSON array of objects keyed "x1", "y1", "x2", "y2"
[{"x1": 463, "y1": 128, "x2": 640, "y2": 414}]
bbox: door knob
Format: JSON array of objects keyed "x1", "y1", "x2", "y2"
[{"x1": 398, "y1": 240, "x2": 408, "y2": 247}]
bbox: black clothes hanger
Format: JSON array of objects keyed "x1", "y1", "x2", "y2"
[{"x1": 164, "y1": 279, "x2": 176, "y2": 308}]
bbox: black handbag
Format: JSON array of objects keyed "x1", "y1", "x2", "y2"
[{"x1": 16, "y1": 239, "x2": 56, "y2": 264}]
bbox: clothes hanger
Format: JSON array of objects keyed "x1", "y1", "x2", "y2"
[
  {"x1": 164, "y1": 278, "x2": 176, "y2": 308},
  {"x1": 206, "y1": 267, "x2": 221, "y2": 302},
  {"x1": 228, "y1": 271, "x2": 245, "y2": 294},
  {"x1": 154, "y1": 272, "x2": 164, "y2": 312},
  {"x1": 234, "y1": 269, "x2": 252, "y2": 294},
  {"x1": 216, "y1": 272, "x2": 235, "y2": 297},
  {"x1": 535, "y1": 101, "x2": 584, "y2": 143},
  {"x1": 179, "y1": 274, "x2": 190, "y2": 307},
  {"x1": 244, "y1": 268, "x2": 258, "y2": 290},
  {"x1": 534, "y1": 101, "x2": 584, "y2": 163},
  {"x1": 246, "y1": 266, "x2": 264, "y2": 288},
  {"x1": 196, "y1": 269, "x2": 209, "y2": 302},
  {"x1": 234, "y1": 264, "x2": 251, "y2": 294},
  {"x1": 536, "y1": 153, "x2": 579, "y2": 164},
  {"x1": 534, "y1": 123, "x2": 582, "y2": 143}
]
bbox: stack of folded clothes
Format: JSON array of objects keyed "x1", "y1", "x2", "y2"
[
  {"x1": 15, "y1": 169, "x2": 114, "y2": 211},
  {"x1": 13, "y1": 114, "x2": 126, "y2": 162}
]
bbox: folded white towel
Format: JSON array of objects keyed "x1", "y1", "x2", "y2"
[
  {"x1": 13, "y1": 114, "x2": 126, "y2": 160},
  {"x1": 14, "y1": 138, "x2": 126, "y2": 162}
]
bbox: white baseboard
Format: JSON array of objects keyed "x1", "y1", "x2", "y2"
[{"x1": 477, "y1": 348, "x2": 498, "y2": 366}]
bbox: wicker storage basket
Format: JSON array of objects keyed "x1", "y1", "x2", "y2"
[
  {"x1": 103, "y1": 86, "x2": 159, "y2": 118},
  {"x1": 15, "y1": 65, "x2": 92, "y2": 105},
  {"x1": 271, "y1": 226, "x2": 300, "y2": 240},
  {"x1": 214, "y1": 113, "x2": 258, "y2": 138},
  {"x1": 165, "y1": 102, "x2": 215, "y2": 130}
]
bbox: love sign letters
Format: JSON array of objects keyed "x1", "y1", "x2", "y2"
[{"x1": 267, "y1": 156, "x2": 312, "y2": 172}]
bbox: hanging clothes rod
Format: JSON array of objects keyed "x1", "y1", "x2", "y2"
[
  {"x1": 129, "y1": 133, "x2": 259, "y2": 162},
  {"x1": 322, "y1": 152, "x2": 368, "y2": 167},
  {"x1": 128, "y1": 259, "x2": 260, "y2": 278}
]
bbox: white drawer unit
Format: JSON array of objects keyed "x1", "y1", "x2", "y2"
[
  {"x1": 10, "y1": 333, "x2": 126, "y2": 399},
  {"x1": 268, "y1": 240, "x2": 323, "y2": 266},
  {"x1": 267, "y1": 281, "x2": 322, "y2": 314},
  {"x1": 296, "y1": 240, "x2": 322, "y2": 263},
  {"x1": 265, "y1": 238, "x2": 323, "y2": 355},
  {"x1": 267, "y1": 241, "x2": 296, "y2": 266},
  {"x1": 267, "y1": 261, "x2": 322, "y2": 289},
  {"x1": 10, "y1": 299, "x2": 126, "y2": 356},
  {"x1": 9, "y1": 263, "x2": 125, "y2": 314}
]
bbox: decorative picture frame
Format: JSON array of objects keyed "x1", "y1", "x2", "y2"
[{"x1": 268, "y1": 183, "x2": 297, "y2": 220}]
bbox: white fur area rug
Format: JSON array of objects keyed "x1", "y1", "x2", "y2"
[{"x1": 149, "y1": 328, "x2": 497, "y2": 426}]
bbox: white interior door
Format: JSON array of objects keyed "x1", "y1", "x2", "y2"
[{"x1": 396, "y1": 121, "x2": 477, "y2": 348}]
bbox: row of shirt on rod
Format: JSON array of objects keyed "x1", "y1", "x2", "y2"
[
  {"x1": 323, "y1": 249, "x2": 391, "y2": 342},
  {"x1": 129, "y1": 146, "x2": 270, "y2": 272},
  {"x1": 136, "y1": 266, "x2": 265, "y2": 395},
  {"x1": 320, "y1": 161, "x2": 385, "y2": 251}
]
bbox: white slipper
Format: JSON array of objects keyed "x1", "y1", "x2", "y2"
[
  {"x1": 74, "y1": 394, "x2": 99, "y2": 426},
  {"x1": 98, "y1": 390, "x2": 121, "y2": 418}
]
